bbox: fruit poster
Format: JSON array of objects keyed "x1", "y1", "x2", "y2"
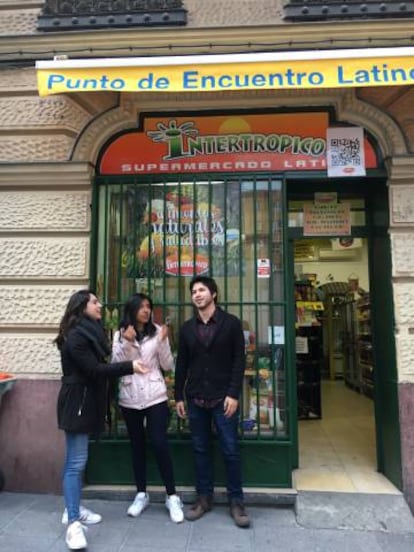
[{"x1": 120, "y1": 182, "x2": 241, "y2": 277}]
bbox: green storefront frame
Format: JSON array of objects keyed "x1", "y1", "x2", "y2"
[
  {"x1": 286, "y1": 173, "x2": 402, "y2": 490},
  {"x1": 86, "y1": 169, "x2": 402, "y2": 491},
  {"x1": 86, "y1": 172, "x2": 297, "y2": 488},
  {"x1": 87, "y1": 439, "x2": 294, "y2": 488}
]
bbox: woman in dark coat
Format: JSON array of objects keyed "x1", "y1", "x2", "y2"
[{"x1": 55, "y1": 289, "x2": 146, "y2": 551}]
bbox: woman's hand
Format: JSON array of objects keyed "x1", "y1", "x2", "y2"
[
  {"x1": 158, "y1": 324, "x2": 169, "y2": 341},
  {"x1": 132, "y1": 359, "x2": 148, "y2": 374},
  {"x1": 121, "y1": 325, "x2": 136, "y2": 342}
]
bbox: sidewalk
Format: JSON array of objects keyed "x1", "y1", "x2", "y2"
[{"x1": 1, "y1": 490, "x2": 414, "y2": 552}]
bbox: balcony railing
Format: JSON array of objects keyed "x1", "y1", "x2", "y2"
[
  {"x1": 283, "y1": 1, "x2": 414, "y2": 21},
  {"x1": 38, "y1": 0, "x2": 187, "y2": 31}
]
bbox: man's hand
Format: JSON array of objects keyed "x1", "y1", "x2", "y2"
[
  {"x1": 176, "y1": 400, "x2": 186, "y2": 419},
  {"x1": 223, "y1": 396, "x2": 238, "y2": 418}
]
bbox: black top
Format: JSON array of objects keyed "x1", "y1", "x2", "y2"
[
  {"x1": 195, "y1": 310, "x2": 217, "y2": 346},
  {"x1": 174, "y1": 307, "x2": 246, "y2": 402},
  {"x1": 57, "y1": 318, "x2": 133, "y2": 435}
]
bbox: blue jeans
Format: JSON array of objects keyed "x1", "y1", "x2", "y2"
[
  {"x1": 63, "y1": 432, "x2": 89, "y2": 523},
  {"x1": 187, "y1": 399, "x2": 243, "y2": 502}
]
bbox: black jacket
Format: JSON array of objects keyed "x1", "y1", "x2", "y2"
[
  {"x1": 57, "y1": 319, "x2": 133, "y2": 434},
  {"x1": 174, "y1": 307, "x2": 246, "y2": 402}
]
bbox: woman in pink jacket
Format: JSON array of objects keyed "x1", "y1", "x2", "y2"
[{"x1": 112, "y1": 293, "x2": 184, "y2": 523}]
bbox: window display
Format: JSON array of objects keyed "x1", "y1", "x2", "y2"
[{"x1": 95, "y1": 176, "x2": 288, "y2": 439}]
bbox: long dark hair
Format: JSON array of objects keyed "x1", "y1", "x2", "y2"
[
  {"x1": 54, "y1": 289, "x2": 95, "y2": 350},
  {"x1": 119, "y1": 293, "x2": 156, "y2": 340}
]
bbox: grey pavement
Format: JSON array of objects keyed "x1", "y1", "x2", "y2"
[{"x1": 1, "y1": 490, "x2": 414, "y2": 552}]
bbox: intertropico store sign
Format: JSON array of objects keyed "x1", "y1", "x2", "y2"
[{"x1": 98, "y1": 113, "x2": 378, "y2": 175}]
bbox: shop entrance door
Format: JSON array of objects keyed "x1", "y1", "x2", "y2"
[
  {"x1": 369, "y1": 185, "x2": 402, "y2": 488},
  {"x1": 288, "y1": 182, "x2": 402, "y2": 491}
]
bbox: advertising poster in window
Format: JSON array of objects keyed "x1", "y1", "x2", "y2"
[
  {"x1": 120, "y1": 183, "x2": 242, "y2": 277},
  {"x1": 303, "y1": 200, "x2": 351, "y2": 236}
]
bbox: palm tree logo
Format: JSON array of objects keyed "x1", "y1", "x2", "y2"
[{"x1": 147, "y1": 119, "x2": 198, "y2": 160}]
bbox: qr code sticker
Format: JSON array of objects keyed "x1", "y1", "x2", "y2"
[{"x1": 330, "y1": 138, "x2": 361, "y2": 166}]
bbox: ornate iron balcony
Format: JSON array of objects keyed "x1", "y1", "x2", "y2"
[
  {"x1": 38, "y1": 0, "x2": 187, "y2": 31},
  {"x1": 283, "y1": 1, "x2": 414, "y2": 21}
]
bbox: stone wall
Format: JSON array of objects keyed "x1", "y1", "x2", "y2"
[
  {"x1": 0, "y1": 4, "x2": 414, "y2": 500},
  {"x1": 386, "y1": 157, "x2": 414, "y2": 511},
  {"x1": 0, "y1": 65, "x2": 96, "y2": 379},
  {"x1": 0, "y1": 165, "x2": 92, "y2": 377},
  {"x1": 387, "y1": 159, "x2": 414, "y2": 384},
  {"x1": 0, "y1": 379, "x2": 64, "y2": 493},
  {"x1": 0, "y1": 57, "x2": 95, "y2": 489}
]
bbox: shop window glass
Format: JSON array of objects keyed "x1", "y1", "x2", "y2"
[{"x1": 95, "y1": 176, "x2": 289, "y2": 440}]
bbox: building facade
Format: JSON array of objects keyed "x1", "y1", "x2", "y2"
[{"x1": 1, "y1": 0, "x2": 414, "y2": 511}]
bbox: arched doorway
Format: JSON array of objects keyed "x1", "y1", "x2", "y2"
[{"x1": 72, "y1": 97, "x2": 404, "y2": 494}]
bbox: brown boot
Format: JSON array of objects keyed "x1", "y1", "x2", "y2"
[
  {"x1": 185, "y1": 496, "x2": 212, "y2": 521},
  {"x1": 230, "y1": 500, "x2": 250, "y2": 528}
]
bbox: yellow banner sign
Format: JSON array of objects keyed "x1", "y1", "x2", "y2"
[{"x1": 36, "y1": 48, "x2": 414, "y2": 96}]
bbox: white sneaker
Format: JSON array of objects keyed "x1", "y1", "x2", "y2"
[
  {"x1": 127, "y1": 492, "x2": 149, "y2": 517},
  {"x1": 62, "y1": 505, "x2": 102, "y2": 525},
  {"x1": 65, "y1": 521, "x2": 87, "y2": 550},
  {"x1": 165, "y1": 494, "x2": 184, "y2": 523}
]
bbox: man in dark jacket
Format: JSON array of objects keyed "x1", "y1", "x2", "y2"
[{"x1": 175, "y1": 276, "x2": 249, "y2": 528}]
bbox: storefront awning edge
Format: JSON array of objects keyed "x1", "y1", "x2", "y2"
[{"x1": 36, "y1": 47, "x2": 414, "y2": 96}]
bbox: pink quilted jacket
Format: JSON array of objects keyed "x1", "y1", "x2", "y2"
[{"x1": 111, "y1": 325, "x2": 174, "y2": 410}]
